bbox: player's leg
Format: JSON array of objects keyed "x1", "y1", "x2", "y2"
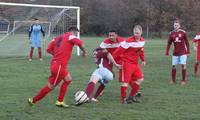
[
  {"x1": 29, "y1": 47, "x2": 34, "y2": 61},
  {"x1": 38, "y1": 47, "x2": 42, "y2": 61},
  {"x1": 93, "y1": 68, "x2": 113, "y2": 101},
  {"x1": 180, "y1": 55, "x2": 187, "y2": 85},
  {"x1": 56, "y1": 72, "x2": 71, "y2": 108},
  {"x1": 120, "y1": 62, "x2": 132, "y2": 103},
  {"x1": 170, "y1": 56, "x2": 178, "y2": 84},
  {"x1": 194, "y1": 61, "x2": 199, "y2": 77},
  {"x1": 85, "y1": 69, "x2": 101, "y2": 98}
]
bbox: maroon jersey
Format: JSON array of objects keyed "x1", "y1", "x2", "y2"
[
  {"x1": 47, "y1": 32, "x2": 83, "y2": 66},
  {"x1": 166, "y1": 29, "x2": 190, "y2": 56},
  {"x1": 93, "y1": 48, "x2": 113, "y2": 72}
]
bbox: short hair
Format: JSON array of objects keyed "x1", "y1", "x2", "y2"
[
  {"x1": 108, "y1": 30, "x2": 117, "y2": 33},
  {"x1": 174, "y1": 19, "x2": 181, "y2": 24},
  {"x1": 68, "y1": 26, "x2": 79, "y2": 32},
  {"x1": 133, "y1": 25, "x2": 143, "y2": 32},
  {"x1": 34, "y1": 18, "x2": 39, "y2": 20}
]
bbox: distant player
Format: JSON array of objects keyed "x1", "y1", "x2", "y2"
[
  {"x1": 193, "y1": 32, "x2": 200, "y2": 77},
  {"x1": 28, "y1": 18, "x2": 45, "y2": 61},
  {"x1": 113, "y1": 25, "x2": 146, "y2": 104},
  {"x1": 84, "y1": 48, "x2": 120, "y2": 103},
  {"x1": 165, "y1": 20, "x2": 190, "y2": 85},
  {"x1": 28, "y1": 27, "x2": 86, "y2": 108}
]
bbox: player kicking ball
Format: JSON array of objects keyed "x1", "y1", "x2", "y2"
[
  {"x1": 28, "y1": 27, "x2": 86, "y2": 108},
  {"x1": 83, "y1": 48, "x2": 121, "y2": 104}
]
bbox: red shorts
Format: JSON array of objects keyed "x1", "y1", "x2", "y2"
[
  {"x1": 119, "y1": 62, "x2": 143, "y2": 83},
  {"x1": 48, "y1": 61, "x2": 68, "y2": 86}
]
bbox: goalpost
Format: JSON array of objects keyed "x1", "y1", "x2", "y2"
[
  {"x1": 0, "y1": 19, "x2": 10, "y2": 34},
  {"x1": 0, "y1": 2, "x2": 81, "y2": 56}
]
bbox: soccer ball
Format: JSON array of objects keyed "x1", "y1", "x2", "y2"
[{"x1": 74, "y1": 91, "x2": 88, "y2": 105}]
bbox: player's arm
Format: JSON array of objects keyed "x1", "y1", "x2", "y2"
[
  {"x1": 28, "y1": 25, "x2": 33, "y2": 39},
  {"x1": 184, "y1": 33, "x2": 190, "y2": 54},
  {"x1": 106, "y1": 51, "x2": 121, "y2": 69},
  {"x1": 139, "y1": 48, "x2": 146, "y2": 67},
  {"x1": 69, "y1": 36, "x2": 86, "y2": 57},
  {"x1": 193, "y1": 34, "x2": 199, "y2": 51},
  {"x1": 46, "y1": 40, "x2": 55, "y2": 55},
  {"x1": 165, "y1": 34, "x2": 172, "y2": 56},
  {"x1": 40, "y1": 25, "x2": 45, "y2": 37}
]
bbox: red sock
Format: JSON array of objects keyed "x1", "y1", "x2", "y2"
[
  {"x1": 85, "y1": 82, "x2": 95, "y2": 97},
  {"x1": 57, "y1": 81, "x2": 71, "y2": 102},
  {"x1": 32, "y1": 85, "x2": 51, "y2": 103},
  {"x1": 171, "y1": 68, "x2": 176, "y2": 82},
  {"x1": 38, "y1": 47, "x2": 42, "y2": 59},
  {"x1": 121, "y1": 86, "x2": 127, "y2": 103},
  {"x1": 195, "y1": 63, "x2": 199, "y2": 76},
  {"x1": 29, "y1": 47, "x2": 34, "y2": 59},
  {"x1": 94, "y1": 84, "x2": 105, "y2": 99},
  {"x1": 129, "y1": 82, "x2": 139, "y2": 97},
  {"x1": 182, "y1": 69, "x2": 186, "y2": 82}
]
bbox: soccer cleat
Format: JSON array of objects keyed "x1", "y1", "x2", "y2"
[
  {"x1": 39, "y1": 58, "x2": 43, "y2": 61},
  {"x1": 29, "y1": 59, "x2": 32, "y2": 61},
  {"x1": 181, "y1": 81, "x2": 187, "y2": 85},
  {"x1": 91, "y1": 98, "x2": 98, "y2": 102},
  {"x1": 125, "y1": 96, "x2": 140, "y2": 104},
  {"x1": 169, "y1": 80, "x2": 176, "y2": 84},
  {"x1": 28, "y1": 98, "x2": 34, "y2": 106},
  {"x1": 55, "y1": 101, "x2": 69, "y2": 108},
  {"x1": 135, "y1": 92, "x2": 142, "y2": 98}
]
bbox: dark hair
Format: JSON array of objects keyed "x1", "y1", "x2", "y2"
[
  {"x1": 174, "y1": 19, "x2": 181, "y2": 24},
  {"x1": 34, "y1": 18, "x2": 39, "y2": 20},
  {"x1": 68, "y1": 26, "x2": 79, "y2": 32},
  {"x1": 108, "y1": 29, "x2": 117, "y2": 33}
]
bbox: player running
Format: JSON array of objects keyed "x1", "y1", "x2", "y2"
[
  {"x1": 28, "y1": 27, "x2": 86, "y2": 108},
  {"x1": 113, "y1": 25, "x2": 146, "y2": 104},
  {"x1": 83, "y1": 48, "x2": 121, "y2": 103},
  {"x1": 28, "y1": 18, "x2": 45, "y2": 61},
  {"x1": 193, "y1": 32, "x2": 200, "y2": 77},
  {"x1": 165, "y1": 20, "x2": 190, "y2": 85}
]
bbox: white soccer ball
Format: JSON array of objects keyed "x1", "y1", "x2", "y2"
[{"x1": 74, "y1": 91, "x2": 88, "y2": 105}]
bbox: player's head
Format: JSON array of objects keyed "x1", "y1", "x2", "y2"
[
  {"x1": 133, "y1": 25, "x2": 143, "y2": 38},
  {"x1": 68, "y1": 26, "x2": 79, "y2": 36},
  {"x1": 108, "y1": 30, "x2": 117, "y2": 41},
  {"x1": 173, "y1": 20, "x2": 181, "y2": 31}
]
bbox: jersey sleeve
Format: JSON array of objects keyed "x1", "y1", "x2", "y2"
[
  {"x1": 40, "y1": 25, "x2": 45, "y2": 37},
  {"x1": 193, "y1": 34, "x2": 200, "y2": 42},
  {"x1": 69, "y1": 35, "x2": 83, "y2": 47},
  {"x1": 46, "y1": 40, "x2": 55, "y2": 55}
]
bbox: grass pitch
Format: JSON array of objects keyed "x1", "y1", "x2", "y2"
[{"x1": 0, "y1": 36, "x2": 199, "y2": 120}]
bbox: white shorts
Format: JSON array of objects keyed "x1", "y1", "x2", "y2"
[
  {"x1": 92, "y1": 67, "x2": 113, "y2": 86},
  {"x1": 172, "y1": 55, "x2": 187, "y2": 65}
]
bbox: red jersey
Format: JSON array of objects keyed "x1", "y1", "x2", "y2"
[
  {"x1": 94, "y1": 48, "x2": 113, "y2": 72},
  {"x1": 193, "y1": 32, "x2": 200, "y2": 61},
  {"x1": 166, "y1": 29, "x2": 190, "y2": 56},
  {"x1": 47, "y1": 32, "x2": 83, "y2": 66},
  {"x1": 113, "y1": 36, "x2": 145, "y2": 64}
]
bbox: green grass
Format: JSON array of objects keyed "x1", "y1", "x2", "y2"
[{"x1": 0, "y1": 36, "x2": 199, "y2": 120}]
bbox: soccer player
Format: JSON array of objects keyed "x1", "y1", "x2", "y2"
[
  {"x1": 28, "y1": 18, "x2": 45, "y2": 61},
  {"x1": 113, "y1": 25, "x2": 146, "y2": 104},
  {"x1": 28, "y1": 27, "x2": 86, "y2": 108},
  {"x1": 84, "y1": 48, "x2": 121, "y2": 103},
  {"x1": 193, "y1": 32, "x2": 200, "y2": 77},
  {"x1": 165, "y1": 20, "x2": 190, "y2": 85}
]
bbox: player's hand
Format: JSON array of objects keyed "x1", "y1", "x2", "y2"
[{"x1": 141, "y1": 61, "x2": 146, "y2": 67}]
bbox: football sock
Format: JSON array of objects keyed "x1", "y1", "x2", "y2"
[
  {"x1": 32, "y1": 85, "x2": 51, "y2": 103},
  {"x1": 29, "y1": 47, "x2": 34, "y2": 59},
  {"x1": 171, "y1": 68, "x2": 176, "y2": 82},
  {"x1": 129, "y1": 82, "x2": 139, "y2": 97},
  {"x1": 182, "y1": 68, "x2": 186, "y2": 81},
  {"x1": 85, "y1": 82, "x2": 95, "y2": 98},
  {"x1": 195, "y1": 62, "x2": 199, "y2": 76},
  {"x1": 38, "y1": 47, "x2": 42, "y2": 59},
  {"x1": 121, "y1": 86, "x2": 127, "y2": 103},
  {"x1": 94, "y1": 84, "x2": 105, "y2": 99},
  {"x1": 57, "y1": 81, "x2": 71, "y2": 102}
]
